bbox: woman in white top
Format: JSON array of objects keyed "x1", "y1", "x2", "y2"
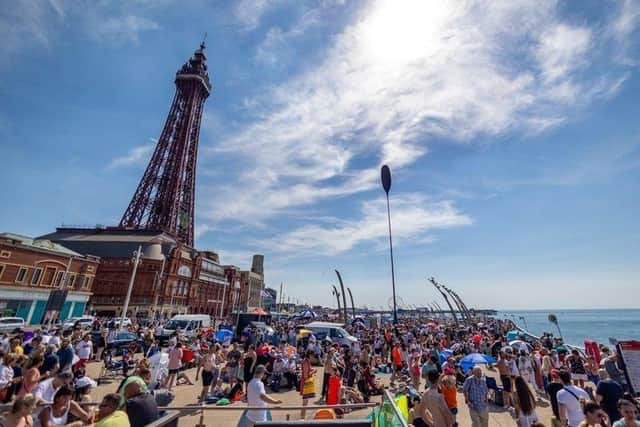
[
  {"x1": 38, "y1": 386, "x2": 91, "y2": 427},
  {"x1": 0, "y1": 353, "x2": 16, "y2": 392},
  {"x1": 514, "y1": 376, "x2": 538, "y2": 427}
]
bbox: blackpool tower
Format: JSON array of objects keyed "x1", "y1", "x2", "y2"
[{"x1": 119, "y1": 43, "x2": 211, "y2": 247}]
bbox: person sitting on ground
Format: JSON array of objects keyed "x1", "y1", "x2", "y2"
[
  {"x1": 0, "y1": 393, "x2": 36, "y2": 427},
  {"x1": 39, "y1": 386, "x2": 93, "y2": 427},
  {"x1": 95, "y1": 393, "x2": 130, "y2": 427}
]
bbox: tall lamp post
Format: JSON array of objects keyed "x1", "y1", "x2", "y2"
[
  {"x1": 381, "y1": 165, "x2": 398, "y2": 324},
  {"x1": 121, "y1": 245, "x2": 142, "y2": 331}
]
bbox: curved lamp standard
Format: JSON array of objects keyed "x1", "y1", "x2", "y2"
[
  {"x1": 429, "y1": 277, "x2": 459, "y2": 326},
  {"x1": 332, "y1": 285, "x2": 342, "y2": 319},
  {"x1": 548, "y1": 313, "x2": 563, "y2": 340},
  {"x1": 381, "y1": 165, "x2": 398, "y2": 325},
  {"x1": 335, "y1": 270, "x2": 349, "y2": 323},
  {"x1": 347, "y1": 287, "x2": 356, "y2": 319}
]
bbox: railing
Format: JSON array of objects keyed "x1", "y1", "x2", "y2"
[
  {"x1": 376, "y1": 390, "x2": 409, "y2": 427},
  {"x1": 147, "y1": 410, "x2": 180, "y2": 427},
  {"x1": 0, "y1": 402, "x2": 378, "y2": 426}
]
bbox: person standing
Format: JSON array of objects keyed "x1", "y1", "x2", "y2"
[
  {"x1": 246, "y1": 365, "x2": 282, "y2": 427},
  {"x1": 514, "y1": 376, "x2": 538, "y2": 426},
  {"x1": 595, "y1": 370, "x2": 623, "y2": 423},
  {"x1": 497, "y1": 351, "x2": 514, "y2": 409},
  {"x1": 198, "y1": 346, "x2": 217, "y2": 403},
  {"x1": 300, "y1": 349, "x2": 316, "y2": 419},
  {"x1": 421, "y1": 370, "x2": 454, "y2": 427},
  {"x1": 166, "y1": 342, "x2": 183, "y2": 392},
  {"x1": 243, "y1": 345, "x2": 257, "y2": 395},
  {"x1": 56, "y1": 339, "x2": 74, "y2": 374},
  {"x1": 546, "y1": 369, "x2": 565, "y2": 425},
  {"x1": 557, "y1": 370, "x2": 590, "y2": 427},
  {"x1": 391, "y1": 341, "x2": 402, "y2": 385},
  {"x1": 463, "y1": 366, "x2": 489, "y2": 427}
]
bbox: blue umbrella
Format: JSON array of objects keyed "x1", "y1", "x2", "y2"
[
  {"x1": 459, "y1": 353, "x2": 496, "y2": 373},
  {"x1": 439, "y1": 349, "x2": 453, "y2": 364},
  {"x1": 300, "y1": 310, "x2": 318, "y2": 318},
  {"x1": 215, "y1": 329, "x2": 233, "y2": 342}
]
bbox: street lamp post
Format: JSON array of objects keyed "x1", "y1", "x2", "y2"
[
  {"x1": 121, "y1": 245, "x2": 142, "y2": 331},
  {"x1": 381, "y1": 165, "x2": 398, "y2": 325}
]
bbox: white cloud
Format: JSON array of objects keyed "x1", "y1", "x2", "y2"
[
  {"x1": 107, "y1": 142, "x2": 155, "y2": 169},
  {"x1": 255, "y1": 8, "x2": 323, "y2": 64},
  {"x1": 234, "y1": 0, "x2": 275, "y2": 30},
  {"x1": 534, "y1": 24, "x2": 591, "y2": 83},
  {"x1": 0, "y1": 1, "x2": 163, "y2": 67},
  {"x1": 0, "y1": 1, "x2": 59, "y2": 65},
  {"x1": 203, "y1": 0, "x2": 635, "y2": 227},
  {"x1": 93, "y1": 14, "x2": 160, "y2": 44},
  {"x1": 265, "y1": 194, "x2": 472, "y2": 255}
]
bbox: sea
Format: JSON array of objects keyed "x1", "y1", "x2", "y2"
[{"x1": 496, "y1": 309, "x2": 640, "y2": 347}]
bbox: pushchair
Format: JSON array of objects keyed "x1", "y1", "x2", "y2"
[{"x1": 97, "y1": 349, "x2": 136, "y2": 385}]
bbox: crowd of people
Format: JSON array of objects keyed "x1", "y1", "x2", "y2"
[{"x1": 0, "y1": 314, "x2": 636, "y2": 427}]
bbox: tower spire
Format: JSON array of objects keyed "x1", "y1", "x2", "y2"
[{"x1": 119, "y1": 44, "x2": 212, "y2": 247}]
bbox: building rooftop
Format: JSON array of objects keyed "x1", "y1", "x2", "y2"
[{"x1": 0, "y1": 232, "x2": 84, "y2": 257}]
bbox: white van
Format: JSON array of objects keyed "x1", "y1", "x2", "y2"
[
  {"x1": 305, "y1": 321, "x2": 358, "y2": 348},
  {"x1": 159, "y1": 314, "x2": 212, "y2": 342}
]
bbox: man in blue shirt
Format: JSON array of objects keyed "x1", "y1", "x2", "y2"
[
  {"x1": 463, "y1": 366, "x2": 489, "y2": 427},
  {"x1": 56, "y1": 338, "x2": 74, "y2": 373}
]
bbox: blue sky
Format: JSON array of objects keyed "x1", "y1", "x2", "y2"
[{"x1": 1, "y1": 0, "x2": 639, "y2": 310}]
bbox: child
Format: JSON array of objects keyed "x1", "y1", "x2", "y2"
[{"x1": 441, "y1": 375, "x2": 458, "y2": 427}]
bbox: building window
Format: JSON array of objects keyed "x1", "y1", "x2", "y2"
[
  {"x1": 177, "y1": 265, "x2": 192, "y2": 278},
  {"x1": 53, "y1": 271, "x2": 64, "y2": 287},
  {"x1": 83, "y1": 277, "x2": 92, "y2": 289},
  {"x1": 66, "y1": 273, "x2": 76, "y2": 288},
  {"x1": 15, "y1": 267, "x2": 28, "y2": 283},
  {"x1": 31, "y1": 268, "x2": 43, "y2": 286},
  {"x1": 0, "y1": 251, "x2": 10, "y2": 258},
  {"x1": 0, "y1": 264, "x2": 5, "y2": 279}
]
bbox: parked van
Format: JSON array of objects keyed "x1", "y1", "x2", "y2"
[
  {"x1": 159, "y1": 314, "x2": 212, "y2": 342},
  {"x1": 304, "y1": 321, "x2": 358, "y2": 348}
]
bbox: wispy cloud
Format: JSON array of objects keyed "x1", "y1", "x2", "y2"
[
  {"x1": 93, "y1": 14, "x2": 160, "y2": 44},
  {"x1": 107, "y1": 141, "x2": 155, "y2": 169},
  {"x1": 255, "y1": 7, "x2": 324, "y2": 64},
  {"x1": 202, "y1": 0, "x2": 636, "y2": 228},
  {"x1": 234, "y1": 0, "x2": 276, "y2": 30},
  {"x1": 264, "y1": 194, "x2": 472, "y2": 256},
  {"x1": 0, "y1": 1, "x2": 163, "y2": 67},
  {"x1": 0, "y1": 1, "x2": 59, "y2": 66}
]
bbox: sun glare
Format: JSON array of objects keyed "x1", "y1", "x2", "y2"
[{"x1": 360, "y1": 0, "x2": 453, "y2": 64}]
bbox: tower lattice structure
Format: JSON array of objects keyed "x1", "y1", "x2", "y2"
[{"x1": 119, "y1": 43, "x2": 211, "y2": 247}]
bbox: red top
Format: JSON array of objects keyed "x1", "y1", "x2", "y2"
[{"x1": 327, "y1": 375, "x2": 341, "y2": 405}]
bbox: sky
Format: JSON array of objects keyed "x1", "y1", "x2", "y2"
[{"x1": 1, "y1": 0, "x2": 639, "y2": 311}]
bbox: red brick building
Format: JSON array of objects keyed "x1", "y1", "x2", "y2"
[
  {"x1": 0, "y1": 233, "x2": 99, "y2": 324},
  {"x1": 39, "y1": 227, "x2": 254, "y2": 320}
]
